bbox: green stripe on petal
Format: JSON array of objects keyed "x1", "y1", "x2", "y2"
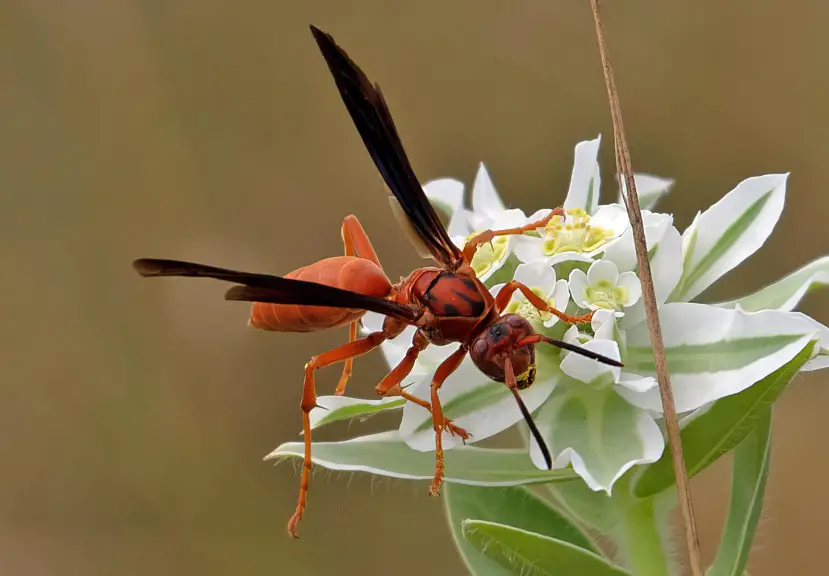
[
  {"x1": 632, "y1": 341, "x2": 813, "y2": 498},
  {"x1": 626, "y1": 334, "x2": 804, "y2": 373},
  {"x1": 412, "y1": 381, "x2": 507, "y2": 435},
  {"x1": 530, "y1": 381, "x2": 664, "y2": 494},
  {"x1": 308, "y1": 395, "x2": 406, "y2": 430},
  {"x1": 622, "y1": 303, "x2": 817, "y2": 413},
  {"x1": 400, "y1": 356, "x2": 560, "y2": 453},
  {"x1": 714, "y1": 255, "x2": 829, "y2": 312},
  {"x1": 673, "y1": 174, "x2": 787, "y2": 302},
  {"x1": 268, "y1": 431, "x2": 579, "y2": 486}
]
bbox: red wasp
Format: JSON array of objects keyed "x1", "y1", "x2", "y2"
[{"x1": 133, "y1": 25, "x2": 622, "y2": 538}]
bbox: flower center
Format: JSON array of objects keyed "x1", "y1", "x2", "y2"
[
  {"x1": 584, "y1": 279, "x2": 629, "y2": 311},
  {"x1": 541, "y1": 208, "x2": 613, "y2": 256},
  {"x1": 504, "y1": 286, "x2": 550, "y2": 322},
  {"x1": 466, "y1": 233, "x2": 509, "y2": 277}
]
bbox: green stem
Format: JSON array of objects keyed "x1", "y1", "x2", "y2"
[{"x1": 617, "y1": 498, "x2": 671, "y2": 576}]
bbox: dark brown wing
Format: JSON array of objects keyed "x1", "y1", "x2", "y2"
[
  {"x1": 133, "y1": 258, "x2": 418, "y2": 322},
  {"x1": 310, "y1": 25, "x2": 463, "y2": 269}
]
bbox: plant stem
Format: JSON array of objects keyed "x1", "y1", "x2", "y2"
[
  {"x1": 618, "y1": 499, "x2": 672, "y2": 576},
  {"x1": 586, "y1": 2, "x2": 703, "y2": 574}
]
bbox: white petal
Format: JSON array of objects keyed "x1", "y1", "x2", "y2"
[
  {"x1": 617, "y1": 174, "x2": 675, "y2": 211},
  {"x1": 447, "y1": 207, "x2": 473, "y2": 238},
  {"x1": 714, "y1": 256, "x2": 829, "y2": 312},
  {"x1": 423, "y1": 178, "x2": 464, "y2": 218},
  {"x1": 529, "y1": 384, "x2": 664, "y2": 493},
  {"x1": 602, "y1": 211, "x2": 673, "y2": 273},
  {"x1": 619, "y1": 224, "x2": 684, "y2": 330},
  {"x1": 616, "y1": 272, "x2": 642, "y2": 307},
  {"x1": 568, "y1": 269, "x2": 590, "y2": 307},
  {"x1": 591, "y1": 309, "x2": 617, "y2": 341},
  {"x1": 675, "y1": 173, "x2": 788, "y2": 301},
  {"x1": 543, "y1": 279, "x2": 571, "y2": 328},
  {"x1": 563, "y1": 136, "x2": 602, "y2": 214},
  {"x1": 622, "y1": 303, "x2": 818, "y2": 412},
  {"x1": 802, "y1": 356, "x2": 829, "y2": 372},
  {"x1": 400, "y1": 357, "x2": 558, "y2": 451},
  {"x1": 587, "y1": 204, "x2": 629, "y2": 237},
  {"x1": 547, "y1": 252, "x2": 597, "y2": 270},
  {"x1": 489, "y1": 283, "x2": 506, "y2": 299},
  {"x1": 562, "y1": 325, "x2": 583, "y2": 345},
  {"x1": 513, "y1": 261, "x2": 557, "y2": 293},
  {"x1": 615, "y1": 373, "x2": 658, "y2": 394},
  {"x1": 587, "y1": 259, "x2": 620, "y2": 286},
  {"x1": 471, "y1": 162, "x2": 506, "y2": 216},
  {"x1": 472, "y1": 207, "x2": 528, "y2": 232},
  {"x1": 270, "y1": 430, "x2": 575, "y2": 485},
  {"x1": 513, "y1": 235, "x2": 547, "y2": 264},
  {"x1": 560, "y1": 339, "x2": 622, "y2": 384}
]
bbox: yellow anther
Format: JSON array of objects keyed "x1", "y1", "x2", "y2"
[{"x1": 541, "y1": 209, "x2": 613, "y2": 256}]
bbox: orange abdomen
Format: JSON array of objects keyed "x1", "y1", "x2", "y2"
[{"x1": 248, "y1": 256, "x2": 392, "y2": 332}]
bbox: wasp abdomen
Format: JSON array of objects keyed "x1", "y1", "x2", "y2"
[{"x1": 249, "y1": 256, "x2": 392, "y2": 332}]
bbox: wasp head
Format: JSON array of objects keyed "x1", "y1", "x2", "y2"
[{"x1": 469, "y1": 313, "x2": 536, "y2": 389}]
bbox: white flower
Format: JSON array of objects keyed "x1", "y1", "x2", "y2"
[
  {"x1": 278, "y1": 139, "x2": 829, "y2": 501},
  {"x1": 424, "y1": 163, "x2": 528, "y2": 282},
  {"x1": 568, "y1": 260, "x2": 641, "y2": 316},
  {"x1": 513, "y1": 205, "x2": 630, "y2": 266},
  {"x1": 490, "y1": 262, "x2": 570, "y2": 328}
]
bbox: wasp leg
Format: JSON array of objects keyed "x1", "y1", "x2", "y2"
[
  {"x1": 461, "y1": 207, "x2": 565, "y2": 263},
  {"x1": 374, "y1": 332, "x2": 470, "y2": 439},
  {"x1": 335, "y1": 215, "x2": 384, "y2": 396},
  {"x1": 288, "y1": 331, "x2": 387, "y2": 538},
  {"x1": 494, "y1": 280, "x2": 593, "y2": 324},
  {"x1": 426, "y1": 346, "x2": 468, "y2": 496}
]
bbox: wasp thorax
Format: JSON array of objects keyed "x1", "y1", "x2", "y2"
[{"x1": 469, "y1": 313, "x2": 536, "y2": 389}]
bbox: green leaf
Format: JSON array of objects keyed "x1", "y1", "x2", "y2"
[
  {"x1": 462, "y1": 520, "x2": 631, "y2": 576},
  {"x1": 446, "y1": 485, "x2": 599, "y2": 575},
  {"x1": 548, "y1": 480, "x2": 619, "y2": 533},
  {"x1": 308, "y1": 395, "x2": 405, "y2": 430},
  {"x1": 633, "y1": 341, "x2": 814, "y2": 498},
  {"x1": 268, "y1": 431, "x2": 579, "y2": 486},
  {"x1": 707, "y1": 408, "x2": 772, "y2": 576},
  {"x1": 714, "y1": 256, "x2": 829, "y2": 312}
]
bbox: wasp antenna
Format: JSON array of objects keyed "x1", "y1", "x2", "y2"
[
  {"x1": 510, "y1": 387, "x2": 552, "y2": 470},
  {"x1": 519, "y1": 334, "x2": 623, "y2": 368},
  {"x1": 502, "y1": 354, "x2": 552, "y2": 470}
]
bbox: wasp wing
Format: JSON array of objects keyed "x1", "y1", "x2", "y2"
[
  {"x1": 310, "y1": 25, "x2": 463, "y2": 270},
  {"x1": 133, "y1": 258, "x2": 418, "y2": 323}
]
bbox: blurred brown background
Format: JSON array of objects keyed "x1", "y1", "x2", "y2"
[{"x1": 2, "y1": 1, "x2": 828, "y2": 574}]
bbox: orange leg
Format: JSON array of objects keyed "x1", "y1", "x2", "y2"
[
  {"x1": 335, "y1": 215, "x2": 384, "y2": 396},
  {"x1": 494, "y1": 280, "x2": 593, "y2": 324},
  {"x1": 427, "y1": 346, "x2": 469, "y2": 496},
  {"x1": 374, "y1": 331, "x2": 470, "y2": 439},
  {"x1": 462, "y1": 207, "x2": 565, "y2": 263},
  {"x1": 287, "y1": 331, "x2": 387, "y2": 538}
]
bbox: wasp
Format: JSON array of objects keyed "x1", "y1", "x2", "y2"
[{"x1": 133, "y1": 25, "x2": 622, "y2": 538}]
